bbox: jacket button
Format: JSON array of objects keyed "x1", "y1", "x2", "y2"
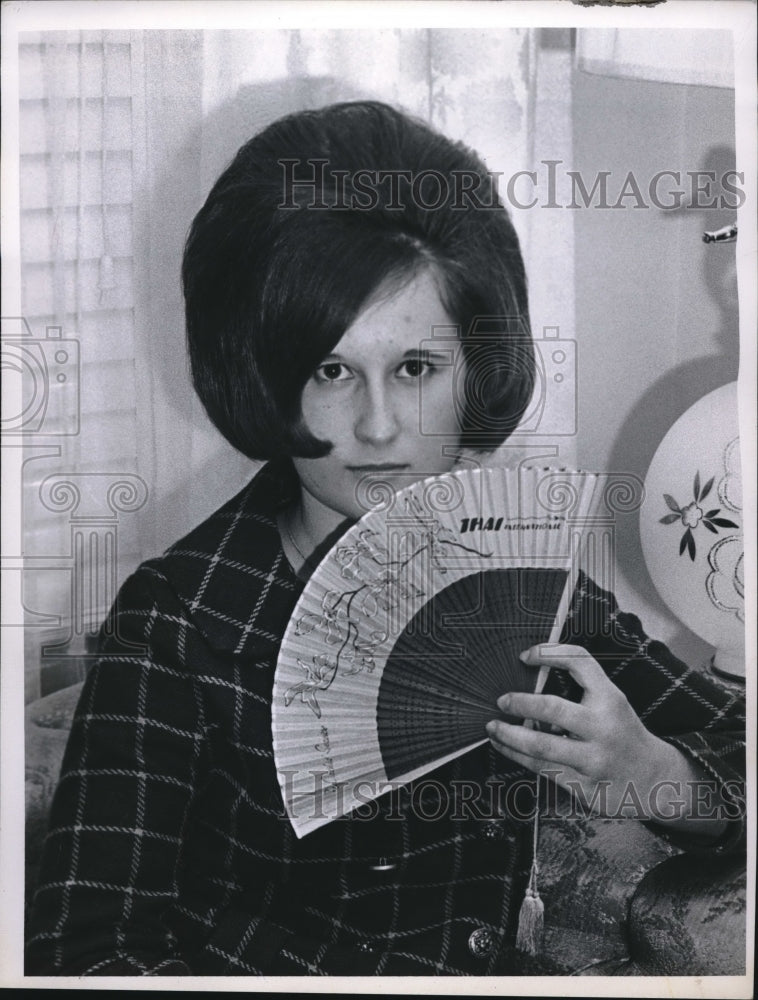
[
  {"x1": 368, "y1": 856, "x2": 397, "y2": 872},
  {"x1": 481, "y1": 821, "x2": 504, "y2": 840},
  {"x1": 468, "y1": 927, "x2": 495, "y2": 957}
]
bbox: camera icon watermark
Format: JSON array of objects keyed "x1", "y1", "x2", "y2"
[
  {"x1": 1, "y1": 317, "x2": 80, "y2": 436},
  {"x1": 417, "y1": 318, "x2": 577, "y2": 442},
  {"x1": 519, "y1": 326, "x2": 577, "y2": 437}
]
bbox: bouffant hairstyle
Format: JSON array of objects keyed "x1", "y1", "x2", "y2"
[{"x1": 183, "y1": 100, "x2": 534, "y2": 459}]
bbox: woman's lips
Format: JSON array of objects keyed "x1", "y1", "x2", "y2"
[{"x1": 345, "y1": 464, "x2": 411, "y2": 473}]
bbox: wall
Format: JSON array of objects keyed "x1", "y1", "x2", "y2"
[{"x1": 572, "y1": 68, "x2": 740, "y2": 667}]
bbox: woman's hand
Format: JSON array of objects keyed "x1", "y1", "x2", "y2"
[{"x1": 486, "y1": 643, "x2": 727, "y2": 838}]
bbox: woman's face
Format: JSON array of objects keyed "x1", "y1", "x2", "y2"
[{"x1": 293, "y1": 268, "x2": 464, "y2": 534}]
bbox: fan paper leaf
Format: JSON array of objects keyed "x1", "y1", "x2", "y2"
[
  {"x1": 679, "y1": 532, "x2": 688, "y2": 556},
  {"x1": 659, "y1": 513, "x2": 680, "y2": 524},
  {"x1": 693, "y1": 471, "x2": 701, "y2": 500},
  {"x1": 359, "y1": 591, "x2": 379, "y2": 618},
  {"x1": 710, "y1": 517, "x2": 739, "y2": 529},
  {"x1": 664, "y1": 494, "x2": 681, "y2": 513},
  {"x1": 295, "y1": 614, "x2": 319, "y2": 636},
  {"x1": 703, "y1": 521, "x2": 719, "y2": 534},
  {"x1": 272, "y1": 467, "x2": 617, "y2": 838},
  {"x1": 304, "y1": 691, "x2": 322, "y2": 717}
]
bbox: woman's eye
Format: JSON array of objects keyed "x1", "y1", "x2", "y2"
[
  {"x1": 398, "y1": 358, "x2": 432, "y2": 379},
  {"x1": 314, "y1": 362, "x2": 351, "y2": 383}
]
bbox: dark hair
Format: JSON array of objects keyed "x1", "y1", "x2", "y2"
[{"x1": 183, "y1": 100, "x2": 534, "y2": 459}]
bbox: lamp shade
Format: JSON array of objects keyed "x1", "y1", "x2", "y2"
[{"x1": 640, "y1": 382, "x2": 744, "y2": 677}]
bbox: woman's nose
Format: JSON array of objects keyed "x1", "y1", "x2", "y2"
[{"x1": 354, "y1": 386, "x2": 400, "y2": 446}]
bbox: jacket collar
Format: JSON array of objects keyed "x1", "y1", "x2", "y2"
[{"x1": 158, "y1": 461, "x2": 304, "y2": 657}]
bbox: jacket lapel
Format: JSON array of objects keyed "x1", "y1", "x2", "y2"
[{"x1": 158, "y1": 462, "x2": 303, "y2": 659}]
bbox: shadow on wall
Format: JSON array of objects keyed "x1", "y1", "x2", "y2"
[{"x1": 607, "y1": 142, "x2": 740, "y2": 660}]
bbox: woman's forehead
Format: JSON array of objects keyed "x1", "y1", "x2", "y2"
[{"x1": 328, "y1": 269, "x2": 458, "y2": 359}]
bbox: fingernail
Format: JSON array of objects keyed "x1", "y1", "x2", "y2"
[
  {"x1": 498, "y1": 694, "x2": 511, "y2": 710},
  {"x1": 519, "y1": 649, "x2": 531, "y2": 663}
]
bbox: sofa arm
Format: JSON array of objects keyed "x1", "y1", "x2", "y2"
[
  {"x1": 537, "y1": 813, "x2": 679, "y2": 974},
  {"x1": 25, "y1": 682, "x2": 84, "y2": 908},
  {"x1": 625, "y1": 853, "x2": 747, "y2": 975}
]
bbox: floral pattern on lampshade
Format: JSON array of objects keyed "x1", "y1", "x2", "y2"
[
  {"x1": 640, "y1": 382, "x2": 744, "y2": 676},
  {"x1": 659, "y1": 470, "x2": 739, "y2": 561},
  {"x1": 706, "y1": 437, "x2": 744, "y2": 623},
  {"x1": 706, "y1": 537, "x2": 744, "y2": 623}
]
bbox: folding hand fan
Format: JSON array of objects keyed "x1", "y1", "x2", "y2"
[{"x1": 273, "y1": 466, "x2": 608, "y2": 838}]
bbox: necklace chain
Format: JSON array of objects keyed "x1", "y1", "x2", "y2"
[{"x1": 284, "y1": 511, "x2": 309, "y2": 564}]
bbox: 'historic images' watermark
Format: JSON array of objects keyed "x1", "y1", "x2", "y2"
[
  {"x1": 278, "y1": 769, "x2": 747, "y2": 826},
  {"x1": 279, "y1": 159, "x2": 745, "y2": 212}
]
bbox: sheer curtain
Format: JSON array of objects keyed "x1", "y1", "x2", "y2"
[{"x1": 19, "y1": 28, "x2": 575, "y2": 697}]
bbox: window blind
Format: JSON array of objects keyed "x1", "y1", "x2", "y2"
[{"x1": 18, "y1": 31, "x2": 146, "y2": 697}]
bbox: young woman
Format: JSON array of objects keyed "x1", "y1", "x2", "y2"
[{"x1": 26, "y1": 101, "x2": 745, "y2": 977}]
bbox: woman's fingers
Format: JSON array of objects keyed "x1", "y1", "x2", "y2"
[
  {"x1": 493, "y1": 645, "x2": 620, "y2": 738},
  {"x1": 485, "y1": 718, "x2": 591, "y2": 773},
  {"x1": 519, "y1": 643, "x2": 606, "y2": 688},
  {"x1": 486, "y1": 735, "x2": 588, "y2": 789},
  {"x1": 497, "y1": 691, "x2": 590, "y2": 739},
  {"x1": 519, "y1": 643, "x2": 600, "y2": 677}
]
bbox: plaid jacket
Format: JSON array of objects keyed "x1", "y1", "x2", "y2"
[{"x1": 26, "y1": 462, "x2": 746, "y2": 976}]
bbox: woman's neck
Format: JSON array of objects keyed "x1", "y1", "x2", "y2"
[
  {"x1": 298, "y1": 488, "x2": 348, "y2": 549},
  {"x1": 279, "y1": 486, "x2": 355, "y2": 573}
]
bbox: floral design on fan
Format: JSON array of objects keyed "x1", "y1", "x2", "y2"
[
  {"x1": 333, "y1": 530, "x2": 389, "y2": 581},
  {"x1": 283, "y1": 656, "x2": 338, "y2": 717},
  {"x1": 284, "y1": 515, "x2": 492, "y2": 717},
  {"x1": 403, "y1": 493, "x2": 469, "y2": 574},
  {"x1": 660, "y1": 471, "x2": 739, "y2": 562}
]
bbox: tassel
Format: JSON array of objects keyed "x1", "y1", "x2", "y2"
[
  {"x1": 516, "y1": 773, "x2": 544, "y2": 956},
  {"x1": 516, "y1": 883, "x2": 544, "y2": 956}
]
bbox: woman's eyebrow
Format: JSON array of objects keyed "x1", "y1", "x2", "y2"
[{"x1": 401, "y1": 347, "x2": 450, "y2": 360}]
